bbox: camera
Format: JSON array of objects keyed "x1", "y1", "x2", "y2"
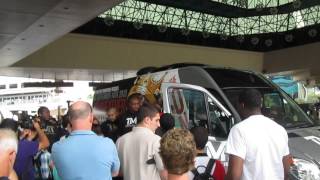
[
  {"x1": 19, "y1": 115, "x2": 46, "y2": 130},
  {"x1": 19, "y1": 115, "x2": 35, "y2": 130}
]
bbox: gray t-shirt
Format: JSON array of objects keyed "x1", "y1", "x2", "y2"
[{"x1": 116, "y1": 127, "x2": 164, "y2": 180}]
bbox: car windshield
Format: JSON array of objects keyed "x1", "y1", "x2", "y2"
[{"x1": 204, "y1": 68, "x2": 314, "y2": 129}]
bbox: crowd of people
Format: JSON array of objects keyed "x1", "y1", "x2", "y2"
[{"x1": 0, "y1": 88, "x2": 290, "y2": 180}]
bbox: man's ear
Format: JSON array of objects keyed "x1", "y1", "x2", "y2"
[
  {"x1": 9, "y1": 150, "x2": 16, "y2": 168},
  {"x1": 89, "y1": 114, "x2": 94, "y2": 123},
  {"x1": 144, "y1": 116, "x2": 151, "y2": 124}
]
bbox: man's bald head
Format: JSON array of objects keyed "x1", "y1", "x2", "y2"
[
  {"x1": 0, "y1": 129, "x2": 18, "y2": 152},
  {"x1": 69, "y1": 101, "x2": 93, "y2": 121}
]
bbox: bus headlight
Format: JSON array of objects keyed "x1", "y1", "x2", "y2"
[{"x1": 290, "y1": 158, "x2": 320, "y2": 180}]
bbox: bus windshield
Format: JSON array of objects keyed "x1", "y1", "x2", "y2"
[
  {"x1": 224, "y1": 88, "x2": 314, "y2": 129},
  {"x1": 204, "y1": 68, "x2": 314, "y2": 129}
]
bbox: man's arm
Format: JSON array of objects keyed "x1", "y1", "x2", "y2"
[
  {"x1": 112, "y1": 171, "x2": 119, "y2": 177},
  {"x1": 282, "y1": 155, "x2": 291, "y2": 180},
  {"x1": 159, "y1": 169, "x2": 168, "y2": 180},
  {"x1": 111, "y1": 140, "x2": 121, "y2": 177},
  {"x1": 33, "y1": 121, "x2": 50, "y2": 150},
  {"x1": 282, "y1": 128, "x2": 290, "y2": 180},
  {"x1": 226, "y1": 154, "x2": 244, "y2": 180},
  {"x1": 154, "y1": 151, "x2": 167, "y2": 180}
]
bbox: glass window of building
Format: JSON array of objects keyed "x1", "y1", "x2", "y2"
[{"x1": 9, "y1": 84, "x2": 17, "y2": 89}]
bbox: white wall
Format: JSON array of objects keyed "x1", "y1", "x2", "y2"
[{"x1": 264, "y1": 42, "x2": 320, "y2": 76}]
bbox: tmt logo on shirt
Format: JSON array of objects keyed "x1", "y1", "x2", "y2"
[
  {"x1": 45, "y1": 126, "x2": 55, "y2": 135},
  {"x1": 125, "y1": 117, "x2": 137, "y2": 128}
]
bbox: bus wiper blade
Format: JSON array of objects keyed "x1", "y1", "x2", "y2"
[{"x1": 285, "y1": 122, "x2": 314, "y2": 129}]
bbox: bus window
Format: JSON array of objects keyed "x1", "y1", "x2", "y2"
[
  {"x1": 207, "y1": 96, "x2": 229, "y2": 138},
  {"x1": 262, "y1": 92, "x2": 310, "y2": 128},
  {"x1": 263, "y1": 93, "x2": 285, "y2": 121},
  {"x1": 167, "y1": 88, "x2": 208, "y2": 129}
]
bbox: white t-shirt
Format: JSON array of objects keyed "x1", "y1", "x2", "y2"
[
  {"x1": 116, "y1": 127, "x2": 164, "y2": 180},
  {"x1": 226, "y1": 115, "x2": 289, "y2": 180}
]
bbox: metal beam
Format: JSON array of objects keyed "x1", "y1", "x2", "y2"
[{"x1": 137, "y1": 0, "x2": 320, "y2": 18}]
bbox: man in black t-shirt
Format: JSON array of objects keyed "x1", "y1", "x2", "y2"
[
  {"x1": 117, "y1": 94, "x2": 141, "y2": 137},
  {"x1": 38, "y1": 106, "x2": 59, "y2": 152},
  {"x1": 101, "y1": 107, "x2": 120, "y2": 142}
]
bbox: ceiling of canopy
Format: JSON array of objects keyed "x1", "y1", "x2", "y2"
[{"x1": 73, "y1": 0, "x2": 320, "y2": 51}]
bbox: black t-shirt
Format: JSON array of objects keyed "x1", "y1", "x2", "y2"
[
  {"x1": 55, "y1": 127, "x2": 69, "y2": 140},
  {"x1": 101, "y1": 120, "x2": 118, "y2": 142},
  {"x1": 43, "y1": 119, "x2": 60, "y2": 152},
  {"x1": 117, "y1": 111, "x2": 138, "y2": 137}
]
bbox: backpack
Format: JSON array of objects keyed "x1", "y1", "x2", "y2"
[{"x1": 192, "y1": 159, "x2": 215, "y2": 180}]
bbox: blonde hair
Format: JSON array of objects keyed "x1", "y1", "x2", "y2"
[
  {"x1": 0, "y1": 129, "x2": 18, "y2": 152},
  {"x1": 160, "y1": 128, "x2": 196, "y2": 175}
]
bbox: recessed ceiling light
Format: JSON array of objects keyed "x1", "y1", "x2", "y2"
[
  {"x1": 270, "y1": 7, "x2": 278, "y2": 15},
  {"x1": 265, "y1": 39, "x2": 273, "y2": 47},
  {"x1": 133, "y1": 21, "x2": 143, "y2": 30},
  {"x1": 236, "y1": 35, "x2": 245, "y2": 43},
  {"x1": 220, "y1": 34, "x2": 228, "y2": 40},
  {"x1": 293, "y1": 0, "x2": 301, "y2": 9},
  {"x1": 251, "y1": 37, "x2": 259, "y2": 45},
  {"x1": 158, "y1": 24, "x2": 167, "y2": 33},
  {"x1": 104, "y1": 16, "x2": 114, "y2": 26},
  {"x1": 202, "y1": 31, "x2": 210, "y2": 39},
  {"x1": 285, "y1": 34, "x2": 293, "y2": 42},
  {"x1": 308, "y1": 29, "x2": 317, "y2": 37},
  {"x1": 181, "y1": 28, "x2": 190, "y2": 36}
]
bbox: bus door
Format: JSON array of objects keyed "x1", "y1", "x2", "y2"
[{"x1": 161, "y1": 83, "x2": 234, "y2": 165}]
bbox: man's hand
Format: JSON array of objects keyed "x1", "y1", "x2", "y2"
[
  {"x1": 33, "y1": 121, "x2": 50, "y2": 150},
  {"x1": 32, "y1": 121, "x2": 41, "y2": 131},
  {"x1": 283, "y1": 155, "x2": 291, "y2": 180},
  {"x1": 19, "y1": 130, "x2": 28, "y2": 139}
]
